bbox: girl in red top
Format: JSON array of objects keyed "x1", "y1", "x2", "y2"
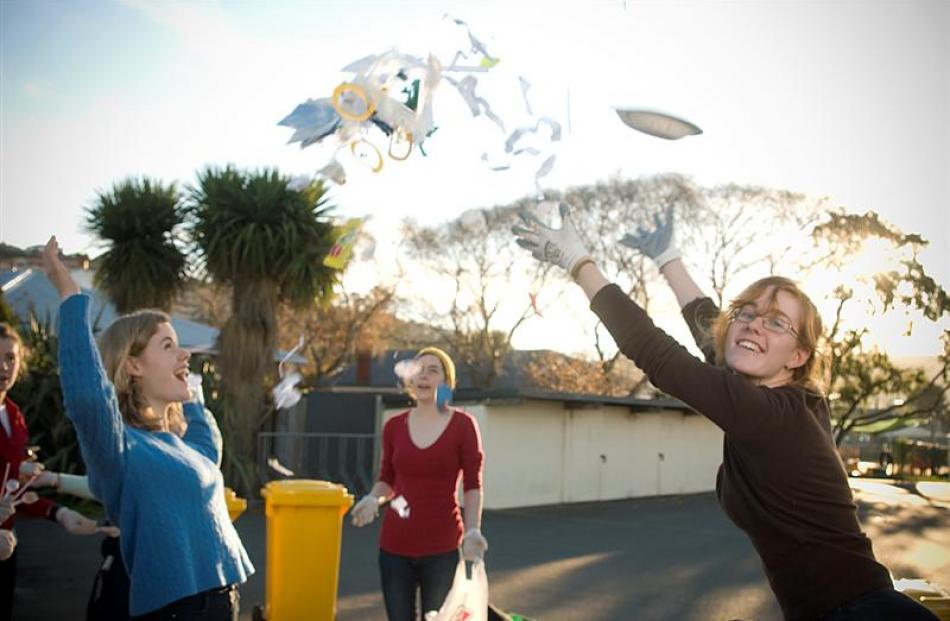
[
  {"x1": 0, "y1": 322, "x2": 99, "y2": 618},
  {"x1": 351, "y1": 347, "x2": 486, "y2": 621}
]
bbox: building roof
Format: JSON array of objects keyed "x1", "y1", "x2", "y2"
[
  {"x1": 317, "y1": 383, "x2": 692, "y2": 412},
  {"x1": 331, "y1": 348, "x2": 594, "y2": 390},
  {"x1": 325, "y1": 348, "x2": 693, "y2": 412},
  {"x1": 1, "y1": 268, "x2": 304, "y2": 362}
]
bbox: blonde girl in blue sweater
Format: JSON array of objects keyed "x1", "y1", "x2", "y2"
[{"x1": 43, "y1": 237, "x2": 253, "y2": 619}]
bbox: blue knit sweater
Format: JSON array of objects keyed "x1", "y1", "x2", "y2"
[{"x1": 58, "y1": 294, "x2": 254, "y2": 615}]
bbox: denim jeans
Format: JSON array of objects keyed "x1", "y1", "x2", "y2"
[
  {"x1": 818, "y1": 587, "x2": 940, "y2": 621},
  {"x1": 379, "y1": 548, "x2": 460, "y2": 621},
  {"x1": 132, "y1": 585, "x2": 239, "y2": 621}
]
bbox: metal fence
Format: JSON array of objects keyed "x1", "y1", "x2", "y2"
[{"x1": 257, "y1": 431, "x2": 377, "y2": 496}]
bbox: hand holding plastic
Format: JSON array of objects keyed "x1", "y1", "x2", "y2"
[{"x1": 461, "y1": 528, "x2": 488, "y2": 561}]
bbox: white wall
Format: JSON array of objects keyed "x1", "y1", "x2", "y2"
[{"x1": 482, "y1": 401, "x2": 723, "y2": 509}]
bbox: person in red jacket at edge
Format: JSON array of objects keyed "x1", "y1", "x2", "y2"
[
  {"x1": 350, "y1": 346, "x2": 487, "y2": 621},
  {"x1": 0, "y1": 322, "x2": 99, "y2": 617}
]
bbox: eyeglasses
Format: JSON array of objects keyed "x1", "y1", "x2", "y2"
[{"x1": 731, "y1": 307, "x2": 799, "y2": 338}]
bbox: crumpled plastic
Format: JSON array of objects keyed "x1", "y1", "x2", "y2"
[
  {"x1": 390, "y1": 495, "x2": 411, "y2": 519},
  {"x1": 279, "y1": 15, "x2": 563, "y2": 197},
  {"x1": 278, "y1": 98, "x2": 342, "y2": 147},
  {"x1": 280, "y1": 49, "x2": 445, "y2": 185},
  {"x1": 394, "y1": 358, "x2": 423, "y2": 384},
  {"x1": 272, "y1": 372, "x2": 303, "y2": 410},
  {"x1": 186, "y1": 372, "x2": 206, "y2": 405},
  {"x1": 273, "y1": 337, "x2": 305, "y2": 410},
  {"x1": 324, "y1": 217, "x2": 365, "y2": 270}
]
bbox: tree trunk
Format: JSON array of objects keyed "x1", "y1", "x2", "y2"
[{"x1": 217, "y1": 280, "x2": 278, "y2": 495}]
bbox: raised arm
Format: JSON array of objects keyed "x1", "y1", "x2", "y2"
[
  {"x1": 619, "y1": 206, "x2": 715, "y2": 360},
  {"x1": 513, "y1": 206, "x2": 793, "y2": 439},
  {"x1": 43, "y1": 237, "x2": 126, "y2": 506},
  {"x1": 619, "y1": 205, "x2": 705, "y2": 308}
]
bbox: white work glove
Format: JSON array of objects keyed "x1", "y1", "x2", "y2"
[
  {"x1": 0, "y1": 498, "x2": 14, "y2": 523},
  {"x1": 461, "y1": 528, "x2": 488, "y2": 562},
  {"x1": 619, "y1": 204, "x2": 681, "y2": 269},
  {"x1": 18, "y1": 462, "x2": 58, "y2": 488},
  {"x1": 55, "y1": 507, "x2": 99, "y2": 535},
  {"x1": 350, "y1": 494, "x2": 380, "y2": 527},
  {"x1": 0, "y1": 529, "x2": 16, "y2": 561},
  {"x1": 512, "y1": 202, "x2": 593, "y2": 277}
]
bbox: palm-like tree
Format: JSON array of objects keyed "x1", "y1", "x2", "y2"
[
  {"x1": 85, "y1": 178, "x2": 187, "y2": 313},
  {"x1": 188, "y1": 166, "x2": 337, "y2": 491}
]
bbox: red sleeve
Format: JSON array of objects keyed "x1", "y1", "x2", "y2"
[
  {"x1": 16, "y1": 496, "x2": 58, "y2": 521},
  {"x1": 460, "y1": 412, "x2": 483, "y2": 491},
  {"x1": 378, "y1": 415, "x2": 397, "y2": 487}
]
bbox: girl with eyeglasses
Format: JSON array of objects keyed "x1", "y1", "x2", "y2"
[{"x1": 513, "y1": 203, "x2": 937, "y2": 621}]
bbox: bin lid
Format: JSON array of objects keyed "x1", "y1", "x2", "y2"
[{"x1": 261, "y1": 479, "x2": 354, "y2": 506}]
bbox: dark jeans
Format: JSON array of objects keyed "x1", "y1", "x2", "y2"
[
  {"x1": 86, "y1": 536, "x2": 131, "y2": 621},
  {"x1": 379, "y1": 548, "x2": 459, "y2": 621},
  {"x1": 819, "y1": 587, "x2": 940, "y2": 620},
  {"x1": 131, "y1": 585, "x2": 239, "y2": 621}
]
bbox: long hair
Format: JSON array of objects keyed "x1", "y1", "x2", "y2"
[
  {"x1": 711, "y1": 276, "x2": 827, "y2": 394},
  {"x1": 0, "y1": 322, "x2": 26, "y2": 378},
  {"x1": 97, "y1": 310, "x2": 185, "y2": 433}
]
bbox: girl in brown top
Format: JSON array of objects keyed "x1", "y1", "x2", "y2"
[{"x1": 513, "y1": 203, "x2": 937, "y2": 621}]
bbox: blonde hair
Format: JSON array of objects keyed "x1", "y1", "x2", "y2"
[
  {"x1": 97, "y1": 310, "x2": 185, "y2": 434},
  {"x1": 711, "y1": 276, "x2": 826, "y2": 394}
]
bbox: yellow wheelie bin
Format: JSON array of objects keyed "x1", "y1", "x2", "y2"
[{"x1": 259, "y1": 480, "x2": 354, "y2": 621}]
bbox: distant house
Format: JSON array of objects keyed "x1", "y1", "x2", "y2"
[
  {"x1": 275, "y1": 349, "x2": 724, "y2": 510},
  {"x1": 1, "y1": 267, "x2": 304, "y2": 362},
  {"x1": 2, "y1": 267, "x2": 219, "y2": 351}
]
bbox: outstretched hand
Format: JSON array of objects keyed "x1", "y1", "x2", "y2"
[
  {"x1": 619, "y1": 204, "x2": 681, "y2": 269},
  {"x1": 56, "y1": 507, "x2": 99, "y2": 535},
  {"x1": 512, "y1": 202, "x2": 592, "y2": 276},
  {"x1": 41, "y1": 236, "x2": 81, "y2": 300}
]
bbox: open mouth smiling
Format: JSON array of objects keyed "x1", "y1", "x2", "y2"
[{"x1": 736, "y1": 339, "x2": 764, "y2": 353}]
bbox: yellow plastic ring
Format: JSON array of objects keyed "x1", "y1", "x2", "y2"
[
  {"x1": 349, "y1": 139, "x2": 384, "y2": 173},
  {"x1": 332, "y1": 82, "x2": 375, "y2": 122},
  {"x1": 388, "y1": 128, "x2": 413, "y2": 161}
]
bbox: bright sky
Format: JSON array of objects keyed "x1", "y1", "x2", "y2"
[{"x1": 2, "y1": 0, "x2": 948, "y2": 356}]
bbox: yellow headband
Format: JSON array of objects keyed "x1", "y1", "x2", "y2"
[{"x1": 415, "y1": 346, "x2": 456, "y2": 389}]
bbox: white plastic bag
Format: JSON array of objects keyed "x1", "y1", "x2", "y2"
[{"x1": 424, "y1": 560, "x2": 488, "y2": 621}]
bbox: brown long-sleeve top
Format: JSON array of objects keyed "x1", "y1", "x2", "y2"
[{"x1": 591, "y1": 285, "x2": 891, "y2": 621}]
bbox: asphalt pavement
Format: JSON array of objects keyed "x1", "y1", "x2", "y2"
[{"x1": 13, "y1": 479, "x2": 950, "y2": 621}]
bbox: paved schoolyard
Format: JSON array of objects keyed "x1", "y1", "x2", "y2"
[{"x1": 14, "y1": 479, "x2": 950, "y2": 621}]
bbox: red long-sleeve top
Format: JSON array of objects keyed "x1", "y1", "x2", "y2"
[
  {"x1": 378, "y1": 409, "x2": 483, "y2": 557},
  {"x1": 1, "y1": 397, "x2": 59, "y2": 528}
]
